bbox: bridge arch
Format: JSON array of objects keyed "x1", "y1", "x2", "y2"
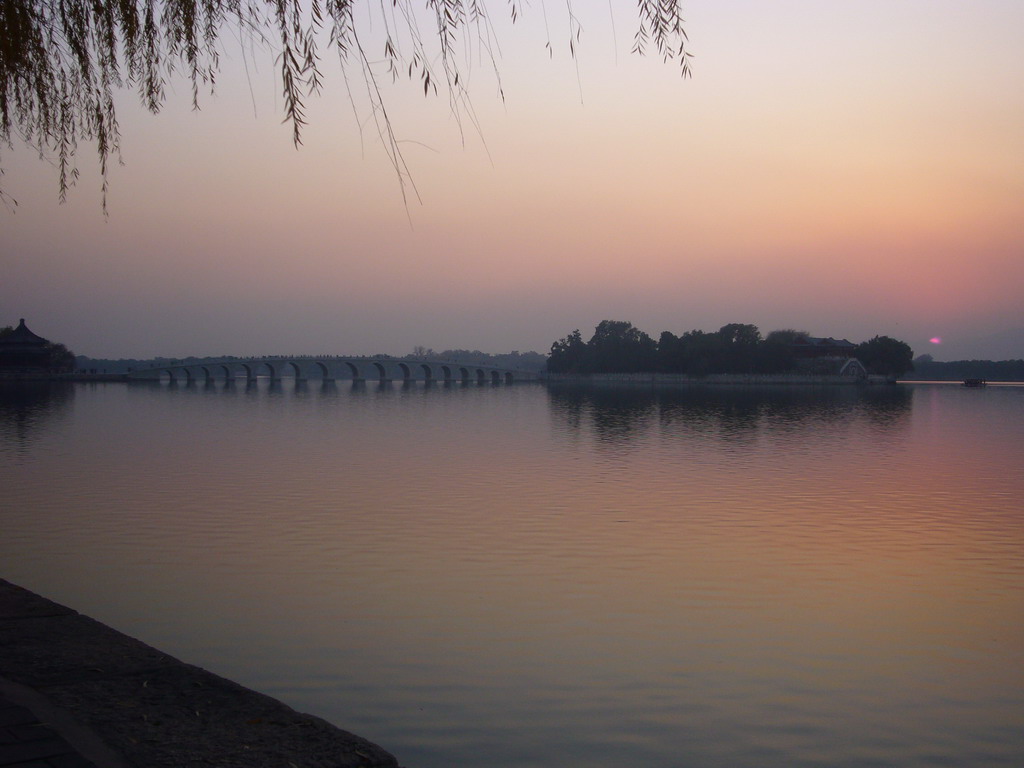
[{"x1": 129, "y1": 356, "x2": 534, "y2": 385}]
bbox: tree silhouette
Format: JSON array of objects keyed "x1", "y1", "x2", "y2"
[
  {"x1": 588, "y1": 320, "x2": 657, "y2": 373},
  {"x1": 1, "y1": 0, "x2": 692, "y2": 208},
  {"x1": 855, "y1": 336, "x2": 914, "y2": 377},
  {"x1": 548, "y1": 329, "x2": 589, "y2": 374}
]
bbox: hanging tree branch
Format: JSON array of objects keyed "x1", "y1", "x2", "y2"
[{"x1": 0, "y1": 0, "x2": 692, "y2": 210}]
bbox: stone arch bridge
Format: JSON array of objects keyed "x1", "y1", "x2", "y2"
[{"x1": 127, "y1": 356, "x2": 537, "y2": 386}]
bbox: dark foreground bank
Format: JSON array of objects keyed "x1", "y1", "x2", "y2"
[{"x1": 0, "y1": 579, "x2": 402, "y2": 768}]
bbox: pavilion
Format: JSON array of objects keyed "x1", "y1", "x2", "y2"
[{"x1": 0, "y1": 319, "x2": 52, "y2": 374}]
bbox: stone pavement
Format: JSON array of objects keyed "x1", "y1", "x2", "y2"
[
  {"x1": 0, "y1": 695, "x2": 103, "y2": 768},
  {"x1": 0, "y1": 579, "x2": 402, "y2": 768}
]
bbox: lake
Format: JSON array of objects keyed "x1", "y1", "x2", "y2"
[{"x1": 2, "y1": 379, "x2": 1022, "y2": 767}]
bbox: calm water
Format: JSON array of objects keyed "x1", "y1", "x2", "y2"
[{"x1": 2, "y1": 379, "x2": 1023, "y2": 767}]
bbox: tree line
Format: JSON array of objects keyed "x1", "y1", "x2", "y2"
[
  {"x1": 407, "y1": 348, "x2": 547, "y2": 371},
  {"x1": 906, "y1": 356, "x2": 1024, "y2": 382},
  {"x1": 547, "y1": 321, "x2": 914, "y2": 377}
]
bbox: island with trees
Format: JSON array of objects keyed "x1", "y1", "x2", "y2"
[{"x1": 547, "y1": 321, "x2": 914, "y2": 383}]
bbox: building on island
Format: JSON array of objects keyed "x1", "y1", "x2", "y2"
[
  {"x1": 790, "y1": 335, "x2": 858, "y2": 358},
  {"x1": 790, "y1": 335, "x2": 867, "y2": 379},
  {"x1": 0, "y1": 319, "x2": 53, "y2": 375}
]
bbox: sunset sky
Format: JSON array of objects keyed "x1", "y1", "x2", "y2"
[{"x1": 3, "y1": 0, "x2": 1022, "y2": 361}]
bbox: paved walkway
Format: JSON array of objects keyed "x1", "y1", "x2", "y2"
[
  {"x1": 0, "y1": 579, "x2": 401, "y2": 768},
  {"x1": 0, "y1": 695, "x2": 101, "y2": 768}
]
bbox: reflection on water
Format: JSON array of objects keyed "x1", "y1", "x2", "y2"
[
  {"x1": 0, "y1": 381, "x2": 75, "y2": 454},
  {"x1": 548, "y1": 384, "x2": 914, "y2": 444},
  {"x1": 1, "y1": 381, "x2": 1022, "y2": 768}
]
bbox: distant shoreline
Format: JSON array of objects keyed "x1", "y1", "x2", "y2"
[
  {"x1": 5, "y1": 372, "x2": 886, "y2": 386},
  {"x1": 7, "y1": 372, "x2": 1023, "y2": 386}
]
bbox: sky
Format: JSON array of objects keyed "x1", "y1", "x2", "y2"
[{"x1": 3, "y1": 0, "x2": 1023, "y2": 361}]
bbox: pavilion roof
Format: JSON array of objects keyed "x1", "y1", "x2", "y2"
[
  {"x1": 793, "y1": 335, "x2": 856, "y2": 348},
  {"x1": 2, "y1": 319, "x2": 50, "y2": 347}
]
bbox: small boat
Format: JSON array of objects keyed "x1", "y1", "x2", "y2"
[{"x1": 962, "y1": 378, "x2": 987, "y2": 388}]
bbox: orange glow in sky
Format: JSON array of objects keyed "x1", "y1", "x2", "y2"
[{"x1": 2, "y1": 1, "x2": 1022, "y2": 360}]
